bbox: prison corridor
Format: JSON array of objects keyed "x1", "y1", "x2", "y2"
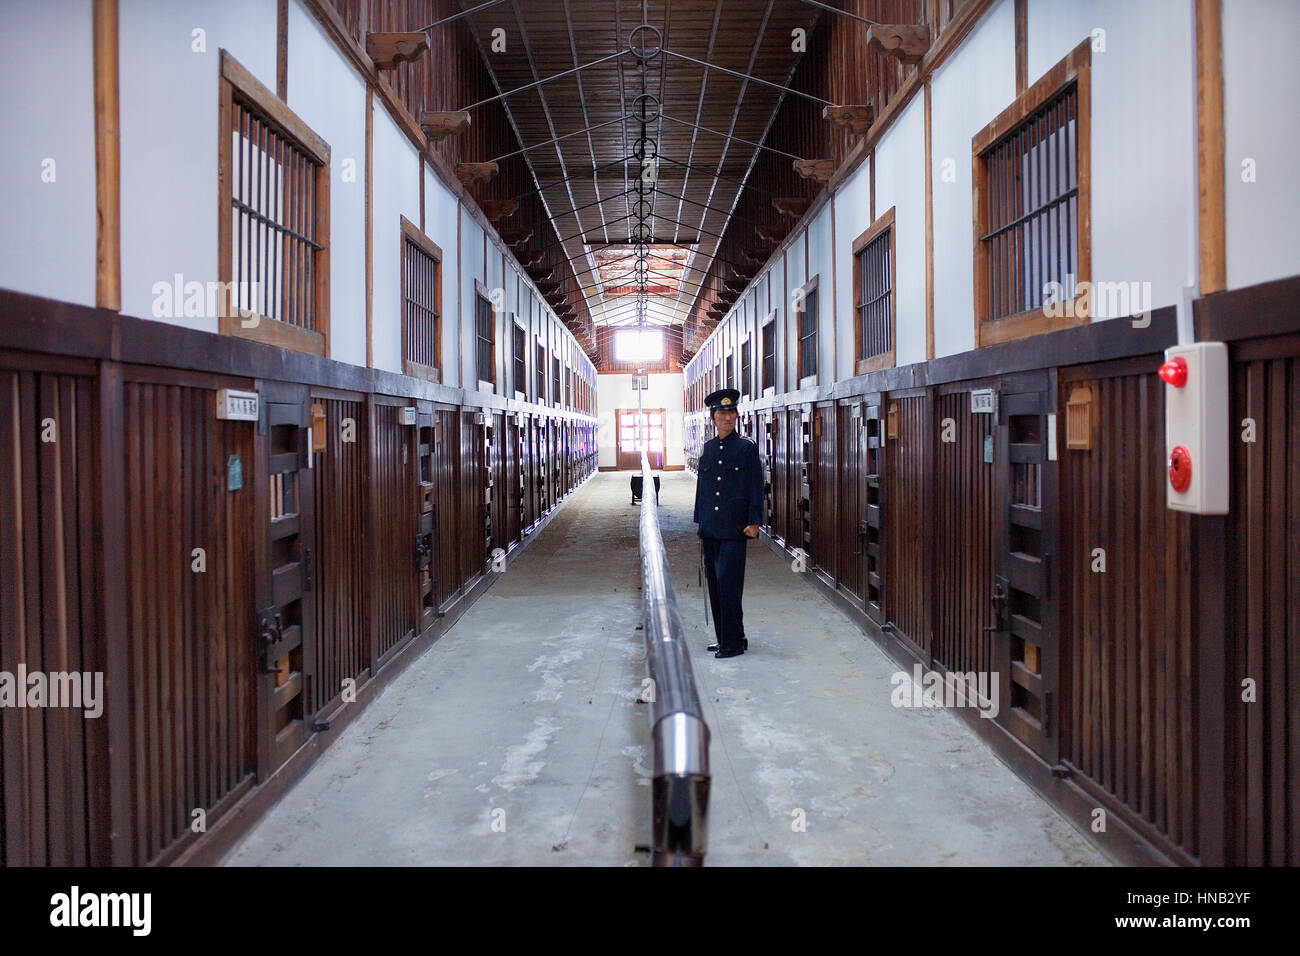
[{"x1": 222, "y1": 473, "x2": 1104, "y2": 866}]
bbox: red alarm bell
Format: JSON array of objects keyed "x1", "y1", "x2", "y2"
[
  {"x1": 1158, "y1": 356, "x2": 1188, "y2": 388},
  {"x1": 1168, "y1": 445, "x2": 1192, "y2": 493}
]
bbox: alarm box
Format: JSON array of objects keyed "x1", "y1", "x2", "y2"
[{"x1": 1160, "y1": 341, "x2": 1228, "y2": 514}]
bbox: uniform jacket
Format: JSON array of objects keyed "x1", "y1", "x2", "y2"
[{"x1": 693, "y1": 431, "x2": 765, "y2": 540}]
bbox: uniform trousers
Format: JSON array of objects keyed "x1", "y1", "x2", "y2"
[{"x1": 702, "y1": 536, "x2": 748, "y2": 651}]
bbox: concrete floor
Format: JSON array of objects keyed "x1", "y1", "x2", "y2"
[{"x1": 224, "y1": 471, "x2": 1108, "y2": 867}]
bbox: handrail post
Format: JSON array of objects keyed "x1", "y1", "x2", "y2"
[{"x1": 638, "y1": 450, "x2": 710, "y2": 865}]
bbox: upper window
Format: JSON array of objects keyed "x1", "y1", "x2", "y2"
[
  {"x1": 973, "y1": 41, "x2": 1090, "y2": 347},
  {"x1": 761, "y1": 312, "x2": 776, "y2": 394},
  {"x1": 740, "y1": 337, "x2": 753, "y2": 400},
  {"x1": 219, "y1": 52, "x2": 330, "y2": 355},
  {"x1": 512, "y1": 320, "x2": 525, "y2": 398},
  {"x1": 551, "y1": 354, "x2": 561, "y2": 408},
  {"x1": 535, "y1": 341, "x2": 546, "y2": 402},
  {"x1": 474, "y1": 281, "x2": 495, "y2": 389},
  {"x1": 796, "y1": 277, "x2": 819, "y2": 387},
  {"x1": 401, "y1": 217, "x2": 441, "y2": 382},
  {"x1": 853, "y1": 207, "x2": 895, "y2": 375}
]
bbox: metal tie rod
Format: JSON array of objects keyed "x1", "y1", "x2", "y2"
[
  {"x1": 490, "y1": 114, "x2": 634, "y2": 164},
  {"x1": 416, "y1": 0, "x2": 512, "y2": 31},
  {"x1": 663, "y1": 49, "x2": 834, "y2": 107},
  {"x1": 660, "y1": 115, "x2": 809, "y2": 164},
  {"x1": 794, "y1": 0, "x2": 878, "y2": 26},
  {"x1": 460, "y1": 50, "x2": 629, "y2": 112}
]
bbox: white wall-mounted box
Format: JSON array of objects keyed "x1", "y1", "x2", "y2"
[{"x1": 1163, "y1": 342, "x2": 1229, "y2": 514}]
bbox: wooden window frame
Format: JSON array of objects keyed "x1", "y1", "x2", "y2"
[
  {"x1": 760, "y1": 310, "x2": 777, "y2": 397},
  {"x1": 535, "y1": 341, "x2": 546, "y2": 403},
  {"x1": 853, "y1": 206, "x2": 896, "y2": 376},
  {"x1": 972, "y1": 40, "x2": 1091, "y2": 348},
  {"x1": 473, "y1": 279, "x2": 495, "y2": 392},
  {"x1": 218, "y1": 50, "x2": 330, "y2": 356},
  {"x1": 399, "y1": 215, "x2": 442, "y2": 383},
  {"x1": 795, "y1": 274, "x2": 820, "y2": 389},
  {"x1": 551, "y1": 353, "x2": 561, "y2": 409},
  {"x1": 740, "y1": 336, "x2": 753, "y2": 401},
  {"x1": 511, "y1": 317, "x2": 526, "y2": 400}
]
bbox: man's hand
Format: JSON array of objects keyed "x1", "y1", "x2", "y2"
[{"x1": 743, "y1": 524, "x2": 759, "y2": 538}]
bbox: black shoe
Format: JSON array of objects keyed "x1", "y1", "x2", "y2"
[
  {"x1": 714, "y1": 646, "x2": 745, "y2": 659},
  {"x1": 707, "y1": 638, "x2": 748, "y2": 653}
]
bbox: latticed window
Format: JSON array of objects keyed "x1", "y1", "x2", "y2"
[
  {"x1": 741, "y1": 338, "x2": 752, "y2": 398},
  {"x1": 761, "y1": 313, "x2": 775, "y2": 392},
  {"x1": 854, "y1": 208, "x2": 894, "y2": 374},
  {"x1": 475, "y1": 287, "x2": 494, "y2": 387},
  {"x1": 535, "y1": 342, "x2": 546, "y2": 401},
  {"x1": 797, "y1": 283, "x2": 819, "y2": 383},
  {"x1": 551, "y1": 355, "x2": 561, "y2": 407},
  {"x1": 401, "y1": 218, "x2": 441, "y2": 380},
  {"x1": 512, "y1": 322, "x2": 525, "y2": 396},
  {"x1": 220, "y1": 52, "x2": 329, "y2": 354},
  {"x1": 973, "y1": 42, "x2": 1090, "y2": 346}
]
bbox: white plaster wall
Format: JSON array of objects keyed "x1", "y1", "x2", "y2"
[
  {"x1": 807, "y1": 203, "x2": 834, "y2": 382},
  {"x1": 0, "y1": 0, "x2": 96, "y2": 307},
  {"x1": 119, "y1": 0, "x2": 277, "y2": 330},
  {"x1": 931, "y1": 0, "x2": 1015, "y2": 357},
  {"x1": 833, "y1": 157, "x2": 873, "y2": 377},
  {"x1": 369, "y1": 105, "x2": 419, "y2": 374},
  {"x1": 784, "y1": 238, "x2": 806, "y2": 388},
  {"x1": 459, "y1": 207, "x2": 485, "y2": 388},
  {"x1": 596, "y1": 372, "x2": 685, "y2": 469},
  {"x1": 1028, "y1": 0, "x2": 1197, "y2": 317},
  {"x1": 1223, "y1": 0, "x2": 1300, "y2": 291},
  {"x1": 423, "y1": 168, "x2": 460, "y2": 386},
  {"x1": 873, "y1": 94, "x2": 927, "y2": 366},
  {"x1": 287, "y1": 0, "x2": 365, "y2": 366}
]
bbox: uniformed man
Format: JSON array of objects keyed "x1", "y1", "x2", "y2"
[{"x1": 693, "y1": 388, "x2": 764, "y2": 659}]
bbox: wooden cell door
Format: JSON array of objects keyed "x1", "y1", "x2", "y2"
[
  {"x1": 835, "y1": 399, "x2": 866, "y2": 605},
  {"x1": 415, "y1": 402, "x2": 436, "y2": 633},
  {"x1": 255, "y1": 383, "x2": 316, "y2": 779},
  {"x1": 616, "y1": 408, "x2": 665, "y2": 470},
  {"x1": 862, "y1": 396, "x2": 885, "y2": 623},
  {"x1": 993, "y1": 371, "x2": 1061, "y2": 763}
]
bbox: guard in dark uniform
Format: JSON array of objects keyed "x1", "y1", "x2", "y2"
[{"x1": 693, "y1": 388, "x2": 764, "y2": 659}]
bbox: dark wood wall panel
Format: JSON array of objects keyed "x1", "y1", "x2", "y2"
[
  {"x1": 121, "y1": 380, "x2": 257, "y2": 865},
  {"x1": 0, "y1": 368, "x2": 107, "y2": 866},
  {"x1": 932, "y1": 388, "x2": 996, "y2": 677},
  {"x1": 1229, "y1": 352, "x2": 1300, "y2": 866},
  {"x1": 434, "y1": 408, "x2": 460, "y2": 608},
  {"x1": 310, "y1": 396, "x2": 369, "y2": 714},
  {"x1": 373, "y1": 401, "x2": 417, "y2": 660},
  {"x1": 835, "y1": 402, "x2": 866, "y2": 604},
  {"x1": 1058, "y1": 368, "x2": 1196, "y2": 860},
  {"x1": 811, "y1": 403, "x2": 837, "y2": 580},
  {"x1": 883, "y1": 394, "x2": 929, "y2": 658}
]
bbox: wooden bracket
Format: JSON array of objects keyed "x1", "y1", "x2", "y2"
[
  {"x1": 455, "y1": 162, "x2": 498, "y2": 186},
  {"x1": 499, "y1": 226, "x2": 532, "y2": 247},
  {"x1": 865, "y1": 24, "x2": 930, "y2": 65},
  {"x1": 724, "y1": 279, "x2": 748, "y2": 293},
  {"x1": 772, "y1": 197, "x2": 812, "y2": 220},
  {"x1": 480, "y1": 199, "x2": 519, "y2": 222},
  {"x1": 366, "y1": 32, "x2": 430, "y2": 70},
  {"x1": 730, "y1": 266, "x2": 755, "y2": 282},
  {"x1": 792, "y1": 159, "x2": 835, "y2": 183},
  {"x1": 527, "y1": 265, "x2": 555, "y2": 282},
  {"x1": 755, "y1": 224, "x2": 784, "y2": 243},
  {"x1": 519, "y1": 250, "x2": 544, "y2": 268},
  {"x1": 822, "y1": 104, "x2": 876, "y2": 135},
  {"x1": 536, "y1": 280, "x2": 561, "y2": 296},
  {"x1": 419, "y1": 110, "x2": 471, "y2": 142}
]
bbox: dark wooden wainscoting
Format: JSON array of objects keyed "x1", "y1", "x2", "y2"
[{"x1": 0, "y1": 290, "x2": 597, "y2": 866}]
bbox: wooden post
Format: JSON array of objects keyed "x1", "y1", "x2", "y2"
[{"x1": 93, "y1": 0, "x2": 120, "y2": 312}]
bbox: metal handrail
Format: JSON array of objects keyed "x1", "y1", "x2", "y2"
[{"x1": 637, "y1": 451, "x2": 710, "y2": 866}]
